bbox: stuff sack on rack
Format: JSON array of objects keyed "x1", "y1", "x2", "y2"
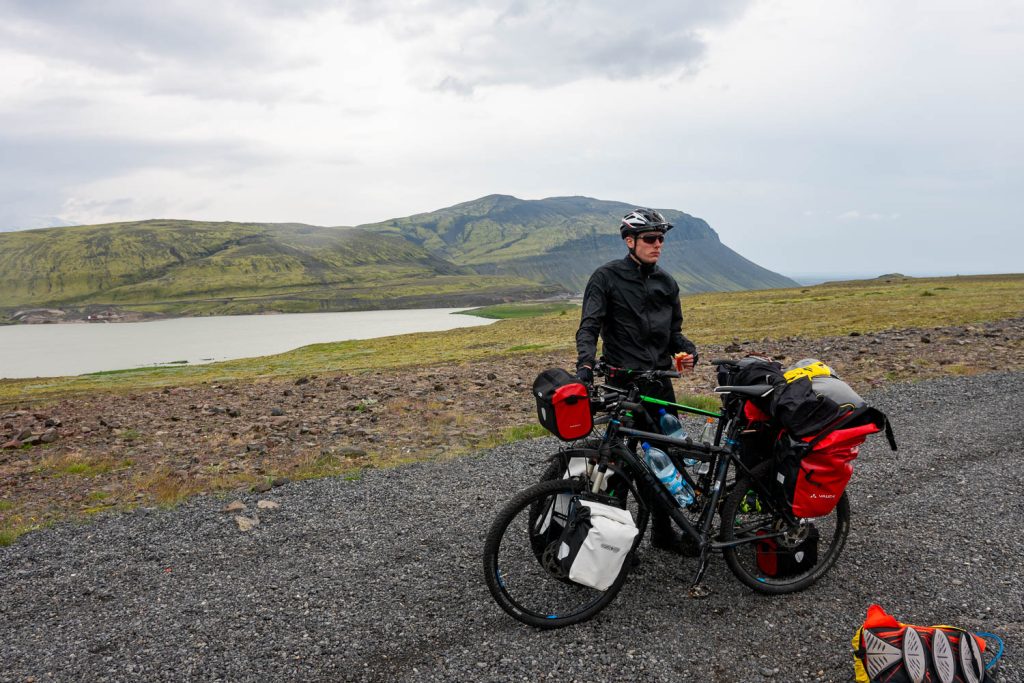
[
  {"x1": 852, "y1": 604, "x2": 1000, "y2": 682},
  {"x1": 771, "y1": 359, "x2": 867, "y2": 438},
  {"x1": 557, "y1": 498, "x2": 638, "y2": 591},
  {"x1": 717, "y1": 356, "x2": 785, "y2": 414},
  {"x1": 533, "y1": 368, "x2": 593, "y2": 441}
]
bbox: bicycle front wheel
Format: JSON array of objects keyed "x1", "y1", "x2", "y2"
[
  {"x1": 720, "y1": 472, "x2": 850, "y2": 594},
  {"x1": 482, "y1": 478, "x2": 645, "y2": 628}
]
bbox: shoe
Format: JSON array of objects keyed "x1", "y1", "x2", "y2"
[
  {"x1": 650, "y1": 529, "x2": 701, "y2": 557},
  {"x1": 738, "y1": 490, "x2": 762, "y2": 513}
]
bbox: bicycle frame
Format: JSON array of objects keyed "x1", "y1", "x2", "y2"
[{"x1": 577, "y1": 381, "x2": 802, "y2": 590}]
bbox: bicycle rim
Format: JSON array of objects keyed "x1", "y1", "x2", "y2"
[
  {"x1": 721, "y1": 482, "x2": 850, "y2": 594},
  {"x1": 483, "y1": 479, "x2": 641, "y2": 628}
]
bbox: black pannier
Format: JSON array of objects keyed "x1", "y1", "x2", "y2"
[
  {"x1": 716, "y1": 356, "x2": 784, "y2": 385},
  {"x1": 717, "y1": 357, "x2": 785, "y2": 413},
  {"x1": 533, "y1": 368, "x2": 593, "y2": 441},
  {"x1": 770, "y1": 376, "x2": 848, "y2": 438}
]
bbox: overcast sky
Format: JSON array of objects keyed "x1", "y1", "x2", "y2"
[{"x1": 2, "y1": 0, "x2": 1021, "y2": 278}]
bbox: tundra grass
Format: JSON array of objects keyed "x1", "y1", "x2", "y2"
[{"x1": 1, "y1": 273, "x2": 1021, "y2": 406}]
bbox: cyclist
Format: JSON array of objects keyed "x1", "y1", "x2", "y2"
[{"x1": 575, "y1": 208, "x2": 699, "y2": 556}]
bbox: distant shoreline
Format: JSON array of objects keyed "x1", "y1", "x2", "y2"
[{"x1": 786, "y1": 271, "x2": 1017, "y2": 285}]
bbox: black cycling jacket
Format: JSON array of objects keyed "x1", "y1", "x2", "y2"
[{"x1": 575, "y1": 256, "x2": 697, "y2": 372}]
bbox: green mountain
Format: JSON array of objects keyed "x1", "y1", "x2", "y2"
[
  {"x1": 361, "y1": 195, "x2": 796, "y2": 292},
  {"x1": 0, "y1": 196, "x2": 796, "y2": 321},
  {"x1": 0, "y1": 220, "x2": 559, "y2": 318}
]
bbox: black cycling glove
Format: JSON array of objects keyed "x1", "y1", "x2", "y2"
[{"x1": 576, "y1": 366, "x2": 593, "y2": 385}]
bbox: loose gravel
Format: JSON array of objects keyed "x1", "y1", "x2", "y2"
[{"x1": 2, "y1": 372, "x2": 1022, "y2": 682}]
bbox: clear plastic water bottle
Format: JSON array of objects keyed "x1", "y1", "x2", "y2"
[
  {"x1": 691, "y1": 417, "x2": 716, "y2": 476},
  {"x1": 658, "y1": 407, "x2": 686, "y2": 438},
  {"x1": 698, "y1": 417, "x2": 715, "y2": 445},
  {"x1": 642, "y1": 442, "x2": 694, "y2": 507},
  {"x1": 658, "y1": 408, "x2": 698, "y2": 466}
]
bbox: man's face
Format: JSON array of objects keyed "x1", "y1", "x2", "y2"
[{"x1": 627, "y1": 231, "x2": 664, "y2": 265}]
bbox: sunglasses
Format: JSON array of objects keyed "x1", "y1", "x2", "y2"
[{"x1": 638, "y1": 234, "x2": 665, "y2": 244}]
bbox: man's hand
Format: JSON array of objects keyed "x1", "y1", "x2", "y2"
[
  {"x1": 673, "y1": 352, "x2": 696, "y2": 372},
  {"x1": 577, "y1": 365, "x2": 594, "y2": 385}
]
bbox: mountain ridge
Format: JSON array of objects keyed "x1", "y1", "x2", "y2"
[
  {"x1": 0, "y1": 195, "x2": 796, "y2": 321},
  {"x1": 359, "y1": 195, "x2": 793, "y2": 292}
]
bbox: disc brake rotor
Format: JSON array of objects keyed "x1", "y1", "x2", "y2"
[
  {"x1": 541, "y1": 540, "x2": 568, "y2": 579},
  {"x1": 774, "y1": 518, "x2": 812, "y2": 547}
]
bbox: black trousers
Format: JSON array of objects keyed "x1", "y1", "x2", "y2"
[{"x1": 607, "y1": 372, "x2": 679, "y2": 535}]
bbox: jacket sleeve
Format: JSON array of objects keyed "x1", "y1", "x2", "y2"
[
  {"x1": 575, "y1": 272, "x2": 607, "y2": 370},
  {"x1": 669, "y1": 295, "x2": 697, "y2": 357}
]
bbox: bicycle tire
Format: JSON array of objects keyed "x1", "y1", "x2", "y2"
[
  {"x1": 720, "y1": 465, "x2": 850, "y2": 594},
  {"x1": 483, "y1": 478, "x2": 644, "y2": 628}
]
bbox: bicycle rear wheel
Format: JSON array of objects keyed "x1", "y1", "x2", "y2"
[
  {"x1": 483, "y1": 478, "x2": 646, "y2": 628},
  {"x1": 720, "y1": 469, "x2": 850, "y2": 594}
]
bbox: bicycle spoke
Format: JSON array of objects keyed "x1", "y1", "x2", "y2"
[{"x1": 721, "y1": 479, "x2": 850, "y2": 594}]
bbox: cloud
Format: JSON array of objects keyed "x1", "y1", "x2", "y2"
[
  {"x1": 0, "y1": 0, "x2": 326, "y2": 104},
  {"x1": 837, "y1": 210, "x2": 901, "y2": 222},
  {"x1": 0, "y1": 1, "x2": 755, "y2": 104},
  {"x1": 0, "y1": 133, "x2": 273, "y2": 179},
  {"x1": 0, "y1": 133, "x2": 276, "y2": 230},
  {"x1": 0, "y1": 1, "x2": 273, "y2": 71},
  {"x1": 337, "y1": 0, "x2": 755, "y2": 92}
]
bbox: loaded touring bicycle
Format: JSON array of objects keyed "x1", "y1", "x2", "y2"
[{"x1": 482, "y1": 357, "x2": 896, "y2": 628}]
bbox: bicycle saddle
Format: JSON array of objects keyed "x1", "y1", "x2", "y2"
[{"x1": 714, "y1": 384, "x2": 775, "y2": 398}]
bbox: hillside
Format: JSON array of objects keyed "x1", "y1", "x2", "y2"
[
  {"x1": 0, "y1": 196, "x2": 796, "y2": 321},
  {"x1": 361, "y1": 195, "x2": 797, "y2": 292},
  {"x1": 0, "y1": 220, "x2": 560, "y2": 319}
]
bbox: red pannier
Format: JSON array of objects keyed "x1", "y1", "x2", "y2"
[
  {"x1": 790, "y1": 422, "x2": 880, "y2": 517},
  {"x1": 776, "y1": 405, "x2": 895, "y2": 518},
  {"x1": 532, "y1": 368, "x2": 593, "y2": 441}
]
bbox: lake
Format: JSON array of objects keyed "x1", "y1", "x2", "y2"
[{"x1": 0, "y1": 308, "x2": 496, "y2": 379}]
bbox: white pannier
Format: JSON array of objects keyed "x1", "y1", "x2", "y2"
[{"x1": 556, "y1": 498, "x2": 638, "y2": 591}]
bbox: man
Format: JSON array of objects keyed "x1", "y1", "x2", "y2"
[{"x1": 575, "y1": 208, "x2": 699, "y2": 555}]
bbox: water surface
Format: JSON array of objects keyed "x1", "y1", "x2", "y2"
[{"x1": 0, "y1": 308, "x2": 495, "y2": 379}]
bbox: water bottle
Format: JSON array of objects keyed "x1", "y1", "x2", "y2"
[
  {"x1": 658, "y1": 408, "x2": 698, "y2": 466},
  {"x1": 642, "y1": 442, "x2": 694, "y2": 507},
  {"x1": 695, "y1": 417, "x2": 716, "y2": 475},
  {"x1": 658, "y1": 407, "x2": 686, "y2": 438},
  {"x1": 698, "y1": 417, "x2": 715, "y2": 445}
]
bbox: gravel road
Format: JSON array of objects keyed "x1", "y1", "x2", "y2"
[{"x1": 2, "y1": 372, "x2": 1022, "y2": 682}]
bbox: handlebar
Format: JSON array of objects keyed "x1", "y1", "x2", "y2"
[{"x1": 594, "y1": 360, "x2": 680, "y2": 381}]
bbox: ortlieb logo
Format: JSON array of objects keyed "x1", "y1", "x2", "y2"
[{"x1": 600, "y1": 543, "x2": 621, "y2": 553}]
